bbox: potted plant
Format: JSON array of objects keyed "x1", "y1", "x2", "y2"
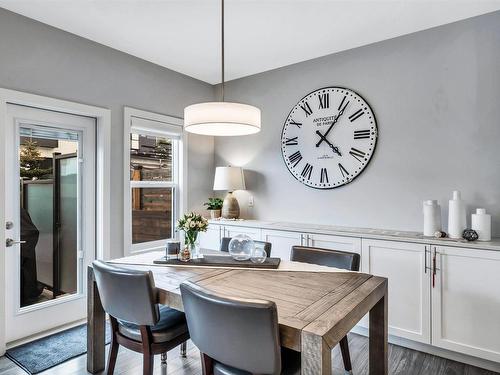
[
  {"x1": 204, "y1": 197, "x2": 224, "y2": 219},
  {"x1": 176, "y1": 212, "x2": 209, "y2": 261}
]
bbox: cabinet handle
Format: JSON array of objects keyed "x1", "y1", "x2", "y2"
[
  {"x1": 432, "y1": 247, "x2": 437, "y2": 288},
  {"x1": 424, "y1": 246, "x2": 428, "y2": 274}
]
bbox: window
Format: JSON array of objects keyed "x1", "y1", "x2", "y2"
[{"x1": 124, "y1": 109, "x2": 185, "y2": 254}]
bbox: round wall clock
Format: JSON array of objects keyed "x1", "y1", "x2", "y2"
[{"x1": 281, "y1": 87, "x2": 378, "y2": 189}]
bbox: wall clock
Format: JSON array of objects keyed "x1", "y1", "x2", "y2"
[{"x1": 281, "y1": 87, "x2": 378, "y2": 189}]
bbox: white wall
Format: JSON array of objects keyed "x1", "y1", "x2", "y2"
[
  {"x1": 0, "y1": 8, "x2": 215, "y2": 258},
  {"x1": 214, "y1": 11, "x2": 500, "y2": 235}
]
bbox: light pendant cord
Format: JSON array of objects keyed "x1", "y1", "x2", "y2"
[{"x1": 221, "y1": 0, "x2": 225, "y2": 102}]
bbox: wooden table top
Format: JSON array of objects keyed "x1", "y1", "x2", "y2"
[{"x1": 107, "y1": 252, "x2": 387, "y2": 352}]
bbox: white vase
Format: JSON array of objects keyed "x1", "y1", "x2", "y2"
[
  {"x1": 448, "y1": 190, "x2": 466, "y2": 239},
  {"x1": 423, "y1": 200, "x2": 442, "y2": 236},
  {"x1": 472, "y1": 208, "x2": 491, "y2": 241}
]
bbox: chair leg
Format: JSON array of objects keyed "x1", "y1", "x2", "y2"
[
  {"x1": 161, "y1": 352, "x2": 167, "y2": 364},
  {"x1": 143, "y1": 353, "x2": 154, "y2": 375},
  {"x1": 106, "y1": 338, "x2": 119, "y2": 375},
  {"x1": 339, "y1": 335, "x2": 353, "y2": 374},
  {"x1": 180, "y1": 341, "x2": 187, "y2": 358},
  {"x1": 107, "y1": 317, "x2": 120, "y2": 375},
  {"x1": 200, "y1": 352, "x2": 214, "y2": 375}
]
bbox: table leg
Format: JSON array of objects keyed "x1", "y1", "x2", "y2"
[
  {"x1": 87, "y1": 266, "x2": 106, "y2": 373},
  {"x1": 369, "y1": 287, "x2": 388, "y2": 375},
  {"x1": 301, "y1": 331, "x2": 332, "y2": 375}
]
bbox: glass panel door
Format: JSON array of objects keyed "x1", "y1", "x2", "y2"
[{"x1": 4, "y1": 104, "x2": 95, "y2": 343}]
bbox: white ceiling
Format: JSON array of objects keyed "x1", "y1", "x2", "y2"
[{"x1": 1, "y1": 0, "x2": 499, "y2": 84}]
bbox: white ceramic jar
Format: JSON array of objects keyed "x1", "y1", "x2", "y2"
[
  {"x1": 472, "y1": 208, "x2": 491, "y2": 241},
  {"x1": 423, "y1": 200, "x2": 442, "y2": 236}
]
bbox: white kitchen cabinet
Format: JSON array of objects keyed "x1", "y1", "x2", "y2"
[
  {"x1": 198, "y1": 224, "x2": 222, "y2": 250},
  {"x1": 431, "y1": 245, "x2": 500, "y2": 362},
  {"x1": 307, "y1": 233, "x2": 361, "y2": 256},
  {"x1": 261, "y1": 229, "x2": 305, "y2": 260},
  {"x1": 361, "y1": 239, "x2": 431, "y2": 344},
  {"x1": 223, "y1": 225, "x2": 262, "y2": 241}
]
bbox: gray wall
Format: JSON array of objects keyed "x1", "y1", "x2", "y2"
[
  {"x1": 215, "y1": 11, "x2": 500, "y2": 235},
  {"x1": 0, "y1": 8, "x2": 215, "y2": 259}
]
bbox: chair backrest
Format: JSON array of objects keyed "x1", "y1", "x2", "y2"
[
  {"x1": 92, "y1": 260, "x2": 159, "y2": 325},
  {"x1": 220, "y1": 237, "x2": 272, "y2": 257},
  {"x1": 180, "y1": 281, "x2": 281, "y2": 374},
  {"x1": 290, "y1": 246, "x2": 360, "y2": 271}
]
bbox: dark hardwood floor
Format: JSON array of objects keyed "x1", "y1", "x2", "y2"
[{"x1": 0, "y1": 334, "x2": 497, "y2": 374}]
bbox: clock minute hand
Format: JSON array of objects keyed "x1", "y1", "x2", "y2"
[{"x1": 315, "y1": 101, "x2": 350, "y2": 147}]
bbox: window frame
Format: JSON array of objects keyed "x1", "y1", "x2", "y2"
[{"x1": 123, "y1": 107, "x2": 186, "y2": 255}]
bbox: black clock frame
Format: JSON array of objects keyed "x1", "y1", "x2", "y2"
[{"x1": 280, "y1": 86, "x2": 379, "y2": 190}]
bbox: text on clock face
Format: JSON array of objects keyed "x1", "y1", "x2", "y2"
[{"x1": 281, "y1": 87, "x2": 378, "y2": 189}]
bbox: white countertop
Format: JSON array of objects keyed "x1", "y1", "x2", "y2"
[{"x1": 208, "y1": 219, "x2": 500, "y2": 251}]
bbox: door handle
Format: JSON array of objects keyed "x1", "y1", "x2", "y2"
[
  {"x1": 6, "y1": 238, "x2": 26, "y2": 247},
  {"x1": 424, "y1": 246, "x2": 428, "y2": 274}
]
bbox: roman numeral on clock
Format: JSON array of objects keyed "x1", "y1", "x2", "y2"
[
  {"x1": 349, "y1": 147, "x2": 366, "y2": 162},
  {"x1": 354, "y1": 129, "x2": 371, "y2": 139},
  {"x1": 338, "y1": 163, "x2": 349, "y2": 178},
  {"x1": 320, "y1": 168, "x2": 329, "y2": 184},
  {"x1": 300, "y1": 101, "x2": 313, "y2": 117},
  {"x1": 289, "y1": 119, "x2": 302, "y2": 128},
  {"x1": 288, "y1": 151, "x2": 302, "y2": 167},
  {"x1": 338, "y1": 95, "x2": 350, "y2": 112},
  {"x1": 318, "y1": 93, "x2": 329, "y2": 109},
  {"x1": 284, "y1": 137, "x2": 298, "y2": 146},
  {"x1": 349, "y1": 109, "x2": 364, "y2": 122},
  {"x1": 301, "y1": 163, "x2": 313, "y2": 180}
]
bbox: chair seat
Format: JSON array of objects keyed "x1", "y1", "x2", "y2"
[
  {"x1": 213, "y1": 348, "x2": 301, "y2": 375},
  {"x1": 118, "y1": 305, "x2": 188, "y2": 344}
]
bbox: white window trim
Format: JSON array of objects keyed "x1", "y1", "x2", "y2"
[
  {"x1": 0, "y1": 88, "x2": 111, "y2": 355},
  {"x1": 123, "y1": 107, "x2": 187, "y2": 256}
]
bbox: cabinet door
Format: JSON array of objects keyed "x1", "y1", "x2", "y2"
[
  {"x1": 361, "y1": 239, "x2": 431, "y2": 343},
  {"x1": 223, "y1": 225, "x2": 261, "y2": 241},
  {"x1": 198, "y1": 224, "x2": 222, "y2": 250},
  {"x1": 261, "y1": 230, "x2": 304, "y2": 260},
  {"x1": 307, "y1": 233, "x2": 361, "y2": 256},
  {"x1": 432, "y1": 246, "x2": 500, "y2": 362}
]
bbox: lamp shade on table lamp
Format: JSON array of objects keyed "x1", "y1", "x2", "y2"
[{"x1": 213, "y1": 167, "x2": 245, "y2": 218}]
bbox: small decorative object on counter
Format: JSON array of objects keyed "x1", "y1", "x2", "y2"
[
  {"x1": 166, "y1": 239, "x2": 181, "y2": 260},
  {"x1": 250, "y1": 246, "x2": 267, "y2": 264},
  {"x1": 471, "y1": 208, "x2": 491, "y2": 241},
  {"x1": 462, "y1": 229, "x2": 479, "y2": 242},
  {"x1": 434, "y1": 230, "x2": 447, "y2": 238},
  {"x1": 204, "y1": 197, "x2": 224, "y2": 219},
  {"x1": 176, "y1": 212, "x2": 209, "y2": 261},
  {"x1": 448, "y1": 190, "x2": 466, "y2": 239},
  {"x1": 179, "y1": 247, "x2": 191, "y2": 262},
  {"x1": 423, "y1": 200, "x2": 442, "y2": 236},
  {"x1": 228, "y1": 234, "x2": 255, "y2": 261}
]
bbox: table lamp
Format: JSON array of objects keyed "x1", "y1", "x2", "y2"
[{"x1": 213, "y1": 166, "x2": 245, "y2": 219}]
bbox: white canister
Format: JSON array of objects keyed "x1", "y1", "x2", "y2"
[
  {"x1": 448, "y1": 190, "x2": 466, "y2": 239},
  {"x1": 423, "y1": 200, "x2": 442, "y2": 236},
  {"x1": 471, "y1": 208, "x2": 491, "y2": 241}
]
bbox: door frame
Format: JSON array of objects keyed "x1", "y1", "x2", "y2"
[{"x1": 0, "y1": 88, "x2": 111, "y2": 355}]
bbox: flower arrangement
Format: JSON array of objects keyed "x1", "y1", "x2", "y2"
[{"x1": 176, "y1": 212, "x2": 209, "y2": 246}]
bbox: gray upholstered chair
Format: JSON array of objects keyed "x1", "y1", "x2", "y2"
[
  {"x1": 291, "y1": 246, "x2": 361, "y2": 374},
  {"x1": 180, "y1": 280, "x2": 300, "y2": 375},
  {"x1": 92, "y1": 261, "x2": 190, "y2": 375},
  {"x1": 220, "y1": 237, "x2": 272, "y2": 257}
]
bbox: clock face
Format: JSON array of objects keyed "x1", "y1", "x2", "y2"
[{"x1": 281, "y1": 87, "x2": 378, "y2": 189}]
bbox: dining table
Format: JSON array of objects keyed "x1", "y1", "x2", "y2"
[{"x1": 87, "y1": 249, "x2": 388, "y2": 374}]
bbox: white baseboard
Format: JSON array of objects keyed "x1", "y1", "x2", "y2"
[{"x1": 350, "y1": 326, "x2": 500, "y2": 373}]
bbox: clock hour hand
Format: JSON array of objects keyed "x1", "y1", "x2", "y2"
[
  {"x1": 315, "y1": 130, "x2": 342, "y2": 156},
  {"x1": 315, "y1": 100, "x2": 350, "y2": 147}
]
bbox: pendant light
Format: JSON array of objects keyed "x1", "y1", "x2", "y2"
[{"x1": 184, "y1": 0, "x2": 261, "y2": 136}]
